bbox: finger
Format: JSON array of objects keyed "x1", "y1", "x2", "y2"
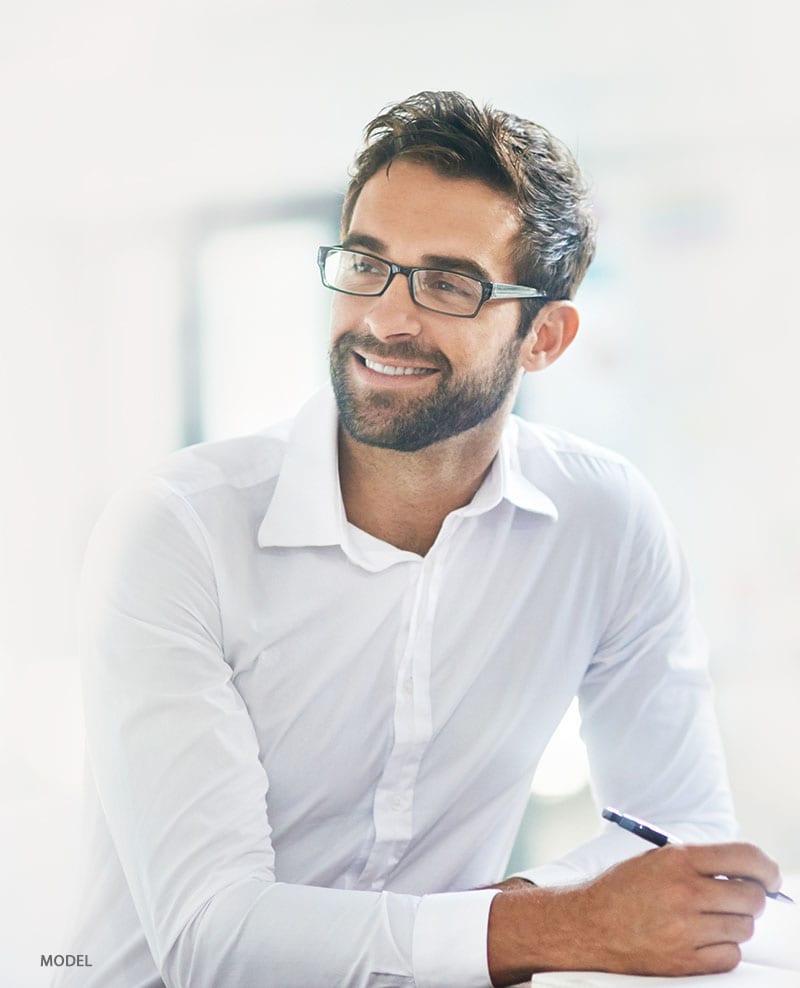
[
  {"x1": 693, "y1": 942, "x2": 742, "y2": 975},
  {"x1": 696, "y1": 875, "x2": 767, "y2": 917},
  {"x1": 693, "y1": 912, "x2": 756, "y2": 948},
  {"x1": 687, "y1": 843, "x2": 782, "y2": 895}
]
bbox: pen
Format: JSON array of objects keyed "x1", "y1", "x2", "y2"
[{"x1": 602, "y1": 806, "x2": 794, "y2": 903}]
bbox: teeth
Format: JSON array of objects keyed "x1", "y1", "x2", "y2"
[{"x1": 364, "y1": 358, "x2": 434, "y2": 376}]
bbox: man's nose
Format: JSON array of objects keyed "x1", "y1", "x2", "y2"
[{"x1": 363, "y1": 273, "x2": 423, "y2": 342}]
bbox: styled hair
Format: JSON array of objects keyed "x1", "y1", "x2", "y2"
[{"x1": 341, "y1": 91, "x2": 596, "y2": 333}]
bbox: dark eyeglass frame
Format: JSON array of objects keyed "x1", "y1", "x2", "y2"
[{"x1": 317, "y1": 245, "x2": 549, "y2": 318}]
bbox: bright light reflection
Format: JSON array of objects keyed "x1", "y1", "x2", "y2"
[
  {"x1": 530, "y1": 699, "x2": 590, "y2": 802},
  {"x1": 199, "y1": 220, "x2": 331, "y2": 441}
]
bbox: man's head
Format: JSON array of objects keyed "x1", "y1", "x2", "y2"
[
  {"x1": 341, "y1": 90, "x2": 596, "y2": 333},
  {"x1": 327, "y1": 91, "x2": 595, "y2": 453}
]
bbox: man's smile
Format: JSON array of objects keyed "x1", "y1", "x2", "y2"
[
  {"x1": 350, "y1": 348, "x2": 443, "y2": 387},
  {"x1": 362, "y1": 357, "x2": 437, "y2": 377}
]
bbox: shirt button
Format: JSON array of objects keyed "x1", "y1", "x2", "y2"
[
  {"x1": 390, "y1": 792, "x2": 406, "y2": 811},
  {"x1": 402, "y1": 676, "x2": 413, "y2": 694}
]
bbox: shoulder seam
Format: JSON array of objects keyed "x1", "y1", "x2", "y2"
[{"x1": 150, "y1": 476, "x2": 227, "y2": 658}]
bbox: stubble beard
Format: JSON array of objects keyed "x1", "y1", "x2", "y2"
[{"x1": 329, "y1": 331, "x2": 523, "y2": 453}]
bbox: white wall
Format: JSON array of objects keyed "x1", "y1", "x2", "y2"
[{"x1": 2, "y1": 2, "x2": 799, "y2": 983}]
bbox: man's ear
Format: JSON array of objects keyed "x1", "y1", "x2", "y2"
[{"x1": 518, "y1": 301, "x2": 580, "y2": 372}]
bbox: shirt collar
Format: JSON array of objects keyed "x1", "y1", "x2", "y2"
[
  {"x1": 257, "y1": 387, "x2": 345, "y2": 549},
  {"x1": 257, "y1": 387, "x2": 558, "y2": 551},
  {"x1": 494, "y1": 414, "x2": 559, "y2": 519}
]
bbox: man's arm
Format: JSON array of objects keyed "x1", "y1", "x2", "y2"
[
  {"x1": 80, "y1": 478, "x2": 497, "y2": 988},
  {"x1": 508, "y1": 464, "x2": 736, "y2": 891},
  {"x1": 488, "y1": 464, "x2": 778, "y2": 982}
]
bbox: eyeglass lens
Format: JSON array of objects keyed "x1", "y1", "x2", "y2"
[{"x1": 323, "y1": 249, "x2": 484, "y2": 316}]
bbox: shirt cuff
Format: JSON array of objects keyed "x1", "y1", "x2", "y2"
[{"x1": 412, "y1": 888, "x2": 499, "y2": 988}]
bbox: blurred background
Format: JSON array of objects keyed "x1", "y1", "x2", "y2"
[{"x1": 2, "y1": 1, "x2": 799, "y2": 983}]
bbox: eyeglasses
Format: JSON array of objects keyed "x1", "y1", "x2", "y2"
[{"x1": 317, "y1": 246, "x2": 548, "y2": 318}]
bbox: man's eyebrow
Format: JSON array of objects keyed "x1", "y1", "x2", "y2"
[
  {"x1": 341, "y1": 233, "x2": 493, "y2": 283},
  {"x1": 341, "y1": 232, "x2": 386, "y2": 254},
  {"x1": 420, "y1": 254, "x2": 491, "y2": 283}
]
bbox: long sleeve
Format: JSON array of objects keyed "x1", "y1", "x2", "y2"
[
  {"x1": 79, "y1": 478, "x2": 497, "y2": 988},
  {"x1": 515, "y1": 466, "x2": 736, "y2": 888}
]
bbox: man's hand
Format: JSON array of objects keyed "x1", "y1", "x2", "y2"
[{"x1": 487, "y1": 842, "x2": 782, "y2": 987}]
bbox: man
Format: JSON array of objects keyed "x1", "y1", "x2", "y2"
[{"x1": 59, "y1": 91, "x2": 780, "y2": 988}]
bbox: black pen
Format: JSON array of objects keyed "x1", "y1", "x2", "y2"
[{"x1": 602, "y1": 807, "x2": 794, "y2": 903}]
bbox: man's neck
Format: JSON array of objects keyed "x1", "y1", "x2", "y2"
[{"x1": 337, "y1": 410, "x2": 509, "y2": 557}]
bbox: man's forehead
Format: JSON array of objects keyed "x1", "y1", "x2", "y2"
[{"x1": 346, "y1": 159, "x2": 520, "y2": 277}]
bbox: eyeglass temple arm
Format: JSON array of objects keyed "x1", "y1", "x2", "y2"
[{"x1": 489, "y1": 283, "x2": 548, "y2": 300}]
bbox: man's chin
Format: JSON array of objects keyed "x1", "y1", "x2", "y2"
[
  {"x1": 338, "y1": 408, "x2": 432, "y2": 453},
  {"x1": 338, "y1": 400, "x2": 498, "y2": 453},
  {"x1": 330, "y1": 348, "x2": 519, "y2": 453},
  {"x1": 333, "y1": 374, "x2": 440, "y2": 448}
]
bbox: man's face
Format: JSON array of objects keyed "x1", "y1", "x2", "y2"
[{"x1": 328, "y1": 159, "x2": 528, "y2": 452}]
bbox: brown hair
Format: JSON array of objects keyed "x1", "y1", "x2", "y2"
[{"x1": 341, "y1": 91, "x2": 596, "y2": 333}]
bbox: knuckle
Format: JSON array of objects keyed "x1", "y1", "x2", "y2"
[
  {"x1": 672, "y1": 954, "x2": 705, "y2": 977},
  {"x1": 733, "y1": 878, "x2": 766, "y2": 916},
  {"x1": 668, "y1": 876, "x2": 699, "y2": 912},
  {"x1": 702, "y1": 943, "x2": 742, "y2": 973},
  {"x1": 727, "y1": 884, "x2": 763, "y2": 920},
  {"x1": 681, "y1": 843, "x2": 702, "y2": 863},
  {"x1": 720, "y1": 944, "x2": 742, "y2": 972},
  {"x1": 748, "y1": 882, "x2": 767, "y2": 912},
  {"x1": 737, "y1": 840, "x2": 777, "y2": 874},
  {"x1": 684, "y1": 880, "x2": 707, "y2": 910},
  {"x1": 668, "y1": 842, "x2": 691, "y2": 860},
  {"x1": 695, "y1": 944, "x2": 740, "y2": 976},
  {"x1": 724, "y1": 914, "x2": 754, "y2": 942}
]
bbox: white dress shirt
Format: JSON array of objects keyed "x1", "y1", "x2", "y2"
[{"x1": 56, "y1": 386, "x2": 735, "y2": 988}]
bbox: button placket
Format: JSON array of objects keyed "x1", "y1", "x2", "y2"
[{"x1": 356, "y1": 544, "x2": 447, "y2": 888}]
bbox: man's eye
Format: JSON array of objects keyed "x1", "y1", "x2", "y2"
[
  {"x1": 430, "y1": 275, "x2": 471, "y2": 296},
  {"x1": 347, "y1": 254, "x2": 384, "y2": 278}
]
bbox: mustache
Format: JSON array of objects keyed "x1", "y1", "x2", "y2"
[{"x1": 331, "y1": 332, "x2": 451, "y2": 373}]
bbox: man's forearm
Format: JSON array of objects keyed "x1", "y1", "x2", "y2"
[{"x1": 487, "y1": 880, "x2": 598, "y2": 985}]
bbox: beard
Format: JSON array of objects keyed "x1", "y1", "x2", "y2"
[{"x1": 329, "y1": 331, "x2": 523, "y2": 452}]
